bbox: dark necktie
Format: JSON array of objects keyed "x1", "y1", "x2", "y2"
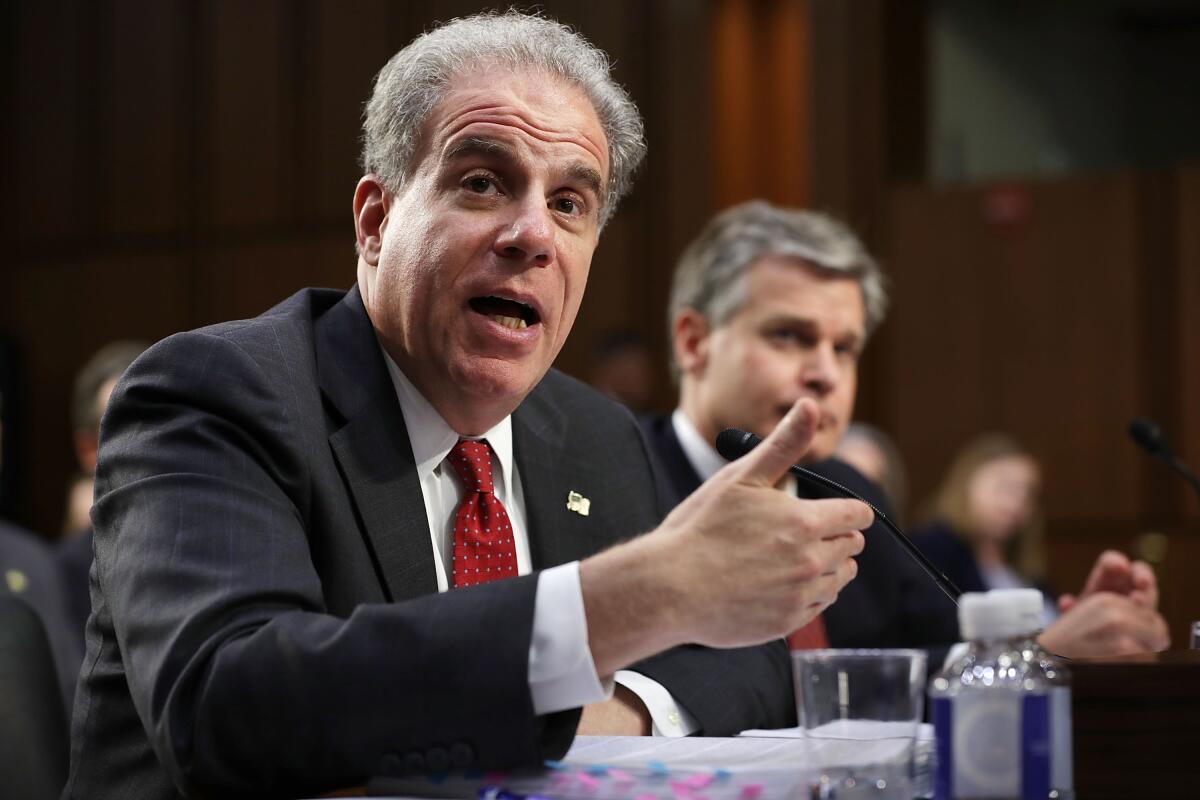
[{"x1": 446, "y1": 439, "x2": 518, "y2": 588}]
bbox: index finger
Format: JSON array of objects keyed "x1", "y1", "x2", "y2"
[
  {"x1": 1129, "y1": 560, "x2": 1159, "y2": 608},
  {"x1": 804, "y1": 497, "x2": 875, "y2": 540},
  {"x1": 1080, "y1": 550, "x2": 1133, "y2": 597}
]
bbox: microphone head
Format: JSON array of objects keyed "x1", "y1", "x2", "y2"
[
  {"x1": 715, "y1": 428, "x2": 762, "y2": 462},
  {"x1": 1129, "y1": 417, "x2": 1167, "y2": 456}
]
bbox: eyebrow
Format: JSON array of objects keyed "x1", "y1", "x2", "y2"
[
  {"x1": 566, "y1": 163, "x2": 604, "y2": 201},
  {"x1": 767, "y1": 314, "x2": 865, "y2": 344},
  {"x1": 443, "y1": 135, "x2": 605, "y2": 202},
  {"x1": 443, "y1": 136, "x2": 516, "y2": 162}
]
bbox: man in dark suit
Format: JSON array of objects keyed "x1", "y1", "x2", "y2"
[
  {"x1": 648, "y1": 200, "x2": 1169, "y2": 664},
  {"x1": 65, "y1": 14, "x2": 875, "y2": 800}
]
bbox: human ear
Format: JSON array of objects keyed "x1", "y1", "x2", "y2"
[
  {"x1": 353, "y1": 175, "x2": 390, "y2": 265},
  {"x1": 672, "y1": 309, "x2": 712, "y2": 376}
]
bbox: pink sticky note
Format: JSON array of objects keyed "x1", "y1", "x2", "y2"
[
  {"x1": 685, "y1": 774, "x2": 715, "y2": 790},
  {"x1": 669, "y1": 780, "x2": 694, "y2": 798},
  {"x1": 739, "y1": 784, "x2": 764, "y2": 800},
  {"x1": 576, "y1": 771, "x2": 601, "y2": 790},
  {"x1": 609, "y1": 769, "x2": 635, "y2": 784},
  {"x1": 635, "y1": 795, "x2": 658, "y2": 800}
]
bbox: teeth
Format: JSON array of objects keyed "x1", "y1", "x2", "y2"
[{"x1": 489, "y1": 314, "x2": 527, "y2": 330}]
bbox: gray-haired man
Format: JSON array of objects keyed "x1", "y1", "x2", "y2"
[{"x1": 67, "y1": 15, "x2": 872, "y2": 799}]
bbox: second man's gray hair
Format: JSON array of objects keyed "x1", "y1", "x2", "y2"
[
  {"x1": 361, "y1": 10, "x2": 646, "y2": 228},
  {"x1": 668, "y1": 200, "x2": 889, "y2": 339}
]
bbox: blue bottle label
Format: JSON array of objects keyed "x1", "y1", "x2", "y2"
[
  {"x1": 932, "y1": 696, "x2": 954, "y2": 800},
  {"x1": 1051, "y1": 686, "x2": 1073, "y2": 792},
  {"x1": 1021, "y1": 694, "x2": 1051, "y2": 798},
  {"x1": 932, "y1": 689, "x2": 1064, "y2": 799}
]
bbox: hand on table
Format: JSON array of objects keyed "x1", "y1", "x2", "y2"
[
  {"x1": 1039, "y1": 591, "x2": 1169, "y2": 658},
  {"x1": 1057, "y1": 549, "x2": 1158, "y2": 613}
]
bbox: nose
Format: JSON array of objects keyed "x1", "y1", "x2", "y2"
[
  {"x1": 800, "y1": 343, "x2": 839, "y2": 397},
  {"x1": 493, "y1": 195, "x2": 555, "y2": 267}
]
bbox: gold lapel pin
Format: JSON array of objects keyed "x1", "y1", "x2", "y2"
[
  {"x1": 566, "y1": 491, "x2": 591, "y2": 517},
  {"x1": 6, "y1": 569, "x2": 28, "y2": 594}
]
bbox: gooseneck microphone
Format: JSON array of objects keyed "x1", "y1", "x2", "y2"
[
  {"x1": 716, "y1": 427, "x2": 962, "y2": 606},
  {"x1": 1128, "y1": 417, "x2": 1200, "y2": 501}
]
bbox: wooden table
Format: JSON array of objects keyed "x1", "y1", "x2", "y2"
[{"x1": 1072, "y1": 650, "x2": 1200, "y2": 798}]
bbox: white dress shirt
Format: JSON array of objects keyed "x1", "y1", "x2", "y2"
[
  {"x1": 381, "y1": 351, "x2": 695, "y2": 734},
  {"x1": 672, "y1": 409, "x2": 796, "y2": 495}
]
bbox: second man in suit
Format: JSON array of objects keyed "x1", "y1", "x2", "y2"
[{"x1": 644, "y1": 200, "x2": 1170, "y2": 662}]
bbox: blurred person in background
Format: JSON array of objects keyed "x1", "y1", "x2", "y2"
[
  {"x1": 0, "y1": 389, "x2": 82, "y2": 713},
  {"x1": 586, "y1": 330, "x2": 656, "y2": 413},
  {"x1": 910, "y1": 433, "x2": 1160, "y2": 639},
  {"x1": 911, "y1": 435, "x2": 1045, "y2": 597},
  {"x1": 57, "y1": 341, "x2": 146, "y2": 645},
  {"x1": 835, "y1": 421, "x2": 909, "y2": 521},
  {"x1": 61, "y1": 341, "x2": 148, "y2": 537},
  {"x1": 645, "y1": 199, "x2": 1170, "y2": 661},
  {"x1": 643, "y1": 201, "x2": 958, "y2": 658}
]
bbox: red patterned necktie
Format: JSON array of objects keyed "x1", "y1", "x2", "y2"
[
  {"x1": 446, "y1": 439, "x2": 518, "y2": 588},
  {"x1": 786, "y1": 614, "x2": 829, "y2": 651}
]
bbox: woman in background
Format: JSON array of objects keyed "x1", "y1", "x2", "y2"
[{"x1": 912, "y1": 434, "x2": 1057, "y2": 624}]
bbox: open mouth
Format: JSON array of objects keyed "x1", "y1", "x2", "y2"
[{"x1": 469, "y1": 296, "x2": 541, "y2": 330}]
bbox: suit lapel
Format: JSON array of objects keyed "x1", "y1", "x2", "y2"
[
  {"x1": 513, "y1": 384, "x2": 610, "y2": 570},
  {"x1": 316, "y1": 293, "x2": 607, "y2": 588},
  {"x1": 650, "y1": 415, "x2": 705, "y2": 501},
  {"x1": 512, "y1": 391, "x2": 566, "y2": 570},
  {"x1": 316, "y1": 286, "x2": 438, "y2": 602}
]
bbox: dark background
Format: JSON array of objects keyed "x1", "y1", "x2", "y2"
[{"x1": 3, "y1": 0, "x2": 1199, "y2": 645}]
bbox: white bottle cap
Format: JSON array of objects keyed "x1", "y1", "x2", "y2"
[
  {"x1": 1005, "y1": 588, "x2": 1045, "y2": 633},
  {"x1": 959, "y1": 588, "x2": 1045, "y2": 640}
]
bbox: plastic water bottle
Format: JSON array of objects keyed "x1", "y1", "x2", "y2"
[{"x1": 929, "y1": 588, "x2": 1073, "y2": 799}]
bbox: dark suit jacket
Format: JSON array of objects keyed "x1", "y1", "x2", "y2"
[
  {"x1": 908, "y1": 522, "x2": 989, "y2": 596},
  {"x1": 57, "y1": 527, "x2": 94, "y2": 652},
  {"x1": 65, "y1": 288, "x2": 792, "y2": 800},
  {"x1": 639, "y1": 415, "x2": 959, "y2": 665},
  {"x1": 909, "y1": 521, "x2": 1054, "y2": 601}
]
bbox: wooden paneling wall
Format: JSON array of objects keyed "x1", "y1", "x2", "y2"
[
  {"x1": 0, "y1": 0, "x2": 714, "y2": 535},
  {"x1": 711, "y1": 0, "x2": 812, "y2": 210},
  {"x1": 1178, "y1": 166, "x2": 1200, "y2": 503},
  {"x1": 882, "y1": 172, "x2": 1200, "y2": 646},
  {"x1": 792, "y1": 0, "x2": 1200, "y2": 646},
  {"x1": 885, "y1": 176, "x2": 1145, "y2": 519},
  {"x1": 5, "y1": 2, "x2": 1197, "y2": 650}
]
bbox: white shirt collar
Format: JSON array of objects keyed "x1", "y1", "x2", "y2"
[
  {"x1": 380, "y1": 346, "x2": 515, "y2": 498},
  {"x1": 671, "y1": 408, "x2": 729, "y2": 482}
]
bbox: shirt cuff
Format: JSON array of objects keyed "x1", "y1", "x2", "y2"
[
  {"x1": 529, "y1": 561, "x2": 613, "y2": 715},
  {"x1": 614, "y1": 670, "x2": 699, "y2": 737}
]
